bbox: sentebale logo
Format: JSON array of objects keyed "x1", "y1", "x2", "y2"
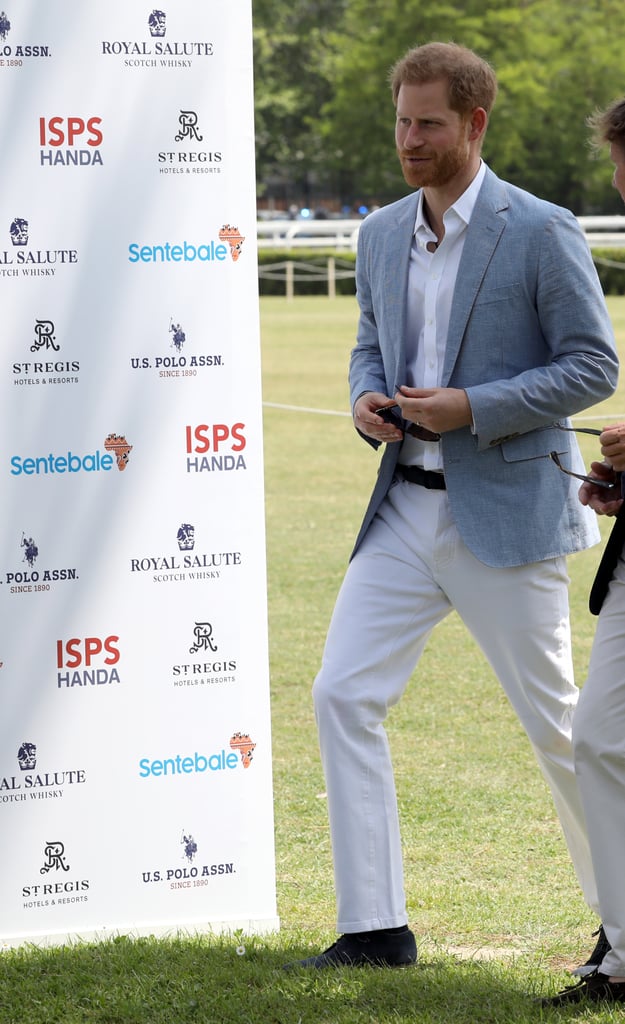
[{"x1": 10, "y1": 433, "x2": 133, "y2": 476}]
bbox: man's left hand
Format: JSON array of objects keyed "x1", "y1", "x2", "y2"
[{"x1": 394, "y1": 386, "x2": 473, "y2": 434}]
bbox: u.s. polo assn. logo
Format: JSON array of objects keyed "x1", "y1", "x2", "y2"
[
  {"x1": 140, "y1": 829, "x2": 235, "y2": 887},
  {"x1": 1, "y1": 533, "x2": 79, "y2": 594},
  {"x1": 0, "y1": 12, "x2": 52, "y2": 58},
  {"x1": 129, "y1": 314, "x2": 223, "y2": 377}
]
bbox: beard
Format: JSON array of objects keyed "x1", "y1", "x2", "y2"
[{"x1": 398, "y1": 138, "x2": 469, "y2": 189}]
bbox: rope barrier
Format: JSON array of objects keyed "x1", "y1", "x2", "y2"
[{"x1": 593, "y1": 255, "x2": 625, "y2": 269}]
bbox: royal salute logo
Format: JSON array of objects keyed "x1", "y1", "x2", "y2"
[
  {"x1": 56, "y1": 635, "x2": 122, "y2": 689},
  {"x1": 185, "y1": 421, "x2": 248, "y2": 474},
  {"x1": 138, "y1": 732, "x2": 257, "y2": 778},
  {"x1": 129, "y1": 315, "x2": 223, "y2": 379},
  {"x1": 177, "y1": 523, "x2": 194, "y2": 551},
  {"x1": 17, "y1": 742, "x2": 37, "y2": 772},
  {"x1": 39, "y1": 115, "x2": 104, "y2": 168},
  {"x1": 0, "y1": 12, "x2": 52, "y2": 62},
  {"x1": 101, "y1": 9, "x2": 214, "y2": 69},
  {"x1": 0, "y1": 218, "x2": 78, "y2": 278},
  {"x1": 10, "y1": 217, "x2": 27, "y2": 244},
  {"x1": 12, "y1": 317, "x2": 80, "y2": 387},
  {"x1": 158, "y1": 110, "x2": 222, "y2": 176},
  {"x1": 129, "y1": 523, "x2": 242, "y2": 585},
  {"x1": 0, "y1": 743, "x2": 87, "y2": 806},
  {"x1": 148, "y1": 9, "x2": 166, "y2": 36},
  {"x1": 21, "y1": 841, "x2": 90, "y2": 906},
  {"x1": 141, "y1": 830, "x2": 235, "y2": 888},
  {"x1": 9, "y1": 432, "x2": 133, "y2": 477},
  {"x1": 0, "y1": 533, "x2": 79, "y2": 595},
  {"x1": 172, "y1": 620, "x2": 237, "y2": 690}
]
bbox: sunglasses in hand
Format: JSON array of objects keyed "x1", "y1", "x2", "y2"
[
  {"x1": 550, "y1": 426, "x2": 616, "y2": 490},
  {"x1": 375, "y1": 404, "x2": 441, "y2": 442}
]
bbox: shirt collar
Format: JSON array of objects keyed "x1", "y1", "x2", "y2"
[{"x1": 414, "y1": 160, "x2": 487, "y2": 240}]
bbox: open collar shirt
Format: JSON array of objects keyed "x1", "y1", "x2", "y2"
[{"x1": 400, "y1": 160, "x2": 486, "y2": 472}]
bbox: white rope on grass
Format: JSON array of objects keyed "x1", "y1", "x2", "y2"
[{"x1": 263, "y1": 402, "x2": 625, "y2": 424}]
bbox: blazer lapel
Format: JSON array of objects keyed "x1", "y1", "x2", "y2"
[
  {"x1": 442, "y1": 171, "x2": 508, "y2": 385},
  {"x1": 380, "y1": 194, "x2": 419, "y2": 385}
]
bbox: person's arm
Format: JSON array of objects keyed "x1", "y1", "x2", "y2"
[
  {"x1": 465, "y1": 210, "x2": 618, "y2": 447},
  {"x1": 579, "y1": 425, "x2": 625, "y2": 515}
]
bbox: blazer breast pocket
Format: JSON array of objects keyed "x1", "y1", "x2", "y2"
[{"x1": 472, "y1": 282, "x2": 523, "y2": 307}]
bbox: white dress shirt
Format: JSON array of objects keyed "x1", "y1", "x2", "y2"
[{"x1": 400, "y1": 160, "x2": 486, "y2": 472}]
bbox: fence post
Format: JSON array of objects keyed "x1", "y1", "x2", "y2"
[
  {"x1": 286, "y1": 261, "x2": 294, "y2": 301},
  {"x1": 327, "y1": 256, "x2": 336, "y2": 299}
]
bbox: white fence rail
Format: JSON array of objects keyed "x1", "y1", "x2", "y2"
[
  {"x1": 257, "y1": 215, "x2": 625, "y2": 298},
  {"x1": 258, "y1": 256, "x2": 356, "y2": 299},
  {"x1": 257, "y1": 215, "x2": 625, "y2": 251}
]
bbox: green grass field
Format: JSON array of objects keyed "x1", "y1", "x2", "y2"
[{"x1": 3, "y1": 296, "x2": 625, "y2": 1023}]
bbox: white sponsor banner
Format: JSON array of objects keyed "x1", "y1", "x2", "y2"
[{"x1": 0, "y1": 1, "x2": 278, "y2": 943}]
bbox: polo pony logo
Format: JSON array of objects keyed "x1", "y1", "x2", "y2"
[{"x1": 21, "y1": 533, "x2": 38, "y2": 567}]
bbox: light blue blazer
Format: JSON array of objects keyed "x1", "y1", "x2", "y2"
[{"x1": 350, "y1": 166, "x2": 619, "y2": 567}]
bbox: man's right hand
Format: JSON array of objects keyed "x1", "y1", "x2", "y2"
[
  {"x1": 354, "y1": 392, "x2": 404, "y2": 443},
  {"x1": 579, "y1": 460, "x2": 622, "y2": 516}
]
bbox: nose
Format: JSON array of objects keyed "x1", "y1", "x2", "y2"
[{"x1": 403, "y1": 122, "x2": 424, "y2": 149}]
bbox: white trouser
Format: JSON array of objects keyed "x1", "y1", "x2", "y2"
[
  {"x1": 313, "y1": 479, "x2": 597, "y2": 932},
  {"x1": 573, "y1": 553, "x2": 625, "y2": 976}
]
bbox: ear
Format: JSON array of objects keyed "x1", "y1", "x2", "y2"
[{"x1": 468, "y1": 107, "x2": 488, "y2": 142}]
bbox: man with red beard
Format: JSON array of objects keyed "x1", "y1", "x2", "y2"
[{"x1": 286, "y1": 42, "x2": 617, "y2": 970}]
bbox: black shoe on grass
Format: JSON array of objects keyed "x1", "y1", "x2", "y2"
[{"x1": 284, "y1": 927, "x2": 417, "y2": 969}]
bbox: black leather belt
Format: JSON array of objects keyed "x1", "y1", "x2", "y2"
[{"x1": 396, "y1": 464, "x2": 446, "y2": 490}]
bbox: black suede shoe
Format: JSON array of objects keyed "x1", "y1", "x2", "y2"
[
  {"x1": 540, "y1": 970, "x2": 625, "y2": 1007},
  {"x1": 570, "y1": 924, "x2": 611, "y2": 977},
  {"x1": 284, "y1": 927, "x2": 417, "y2": 969}
]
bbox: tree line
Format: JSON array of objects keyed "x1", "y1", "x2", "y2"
[{"x1": 253, "y1": 0, "x2": 625, "y2": 214}]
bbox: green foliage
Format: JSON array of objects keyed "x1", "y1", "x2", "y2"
[
  {"x1": 257, "y1": 247, "x2": 625, "y2": 297},
  {"x1": 593, "y1": 249, "x2": 625, "y2": 295},
  {"x1": 253, "y1": 0, "x2": 625, "y2": 211},
  {"x1": 258, "y1": 249, "x2": 356, "y2": 295},
  {"x1": 253, "y1": 0, "x2": 347, "y2": 202}
]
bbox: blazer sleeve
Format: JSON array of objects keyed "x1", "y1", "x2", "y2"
[{"x1": 465, "y1": 209, "x2": 618, "y2": 447}]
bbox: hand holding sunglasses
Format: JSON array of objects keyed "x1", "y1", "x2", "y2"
[
  {"x1": 374, "y1": 404, "x2": 441, "y2": 442},
  {"x1": 550, "y1": 426, "x2": 619, "y2": 491}
]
